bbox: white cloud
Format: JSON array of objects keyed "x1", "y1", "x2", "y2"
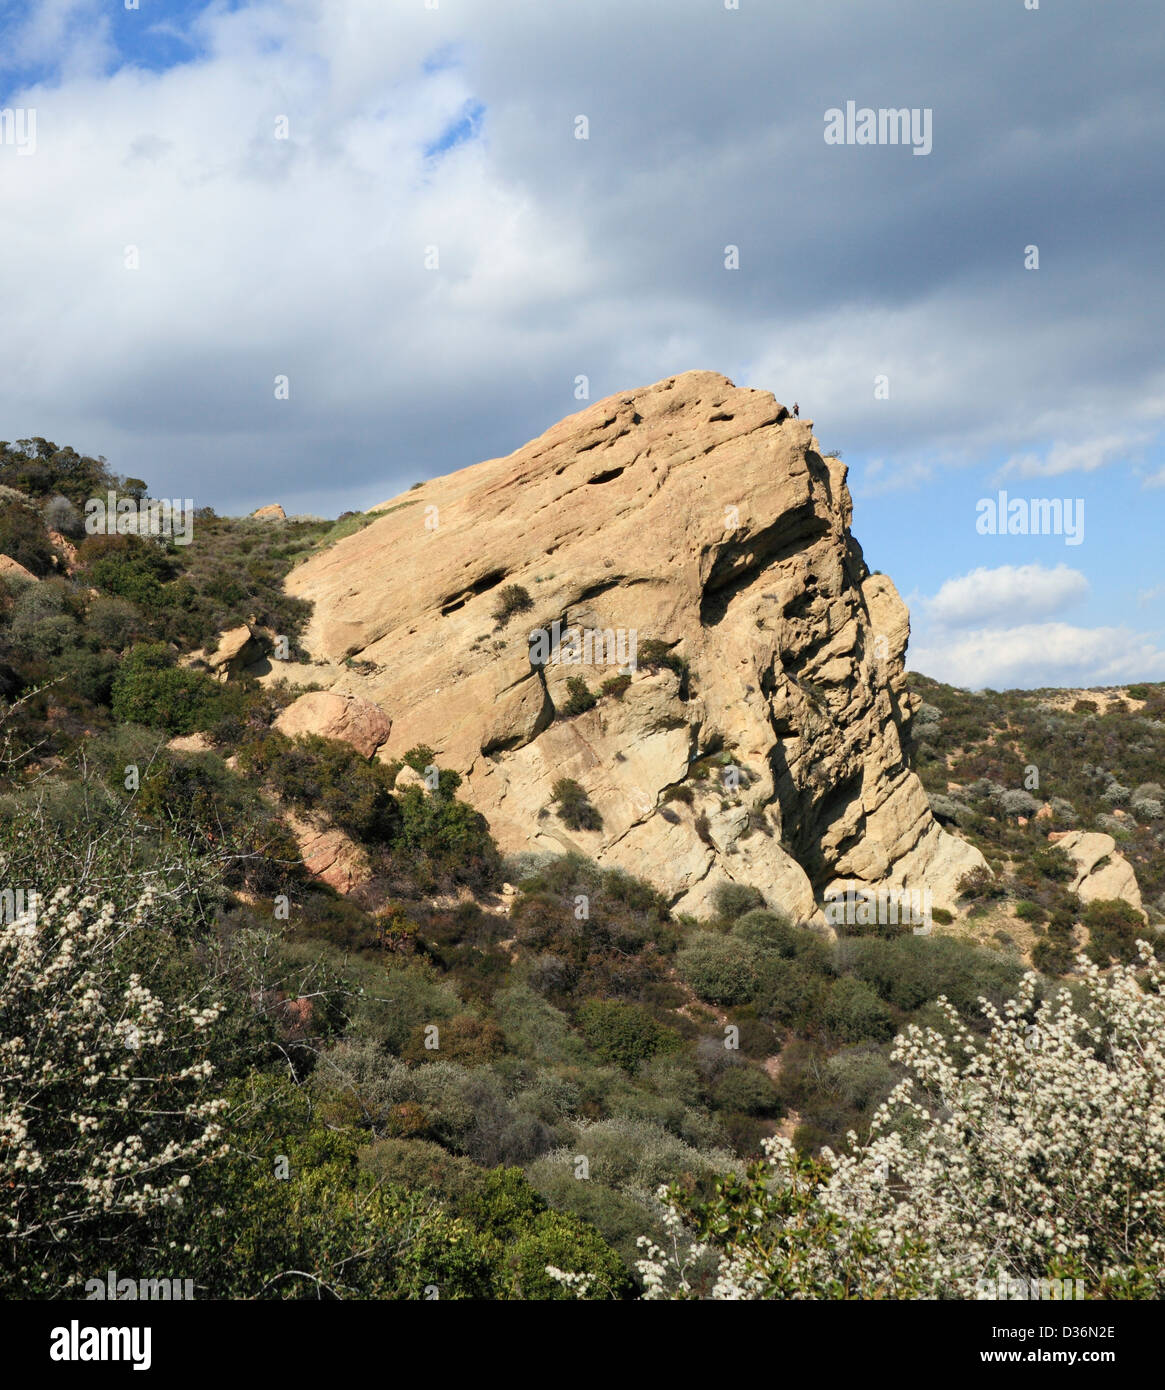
[
  {"x1": 920, "y1": 563, "x2": 1088, "y2": 628},
  {"x1": 0, "y1": 0, "x2": 1163, "y2": 528},
  {"x1": 909, "y1": 622, "x2": 1165, "y2": 690},
  {"x1": 998, "y1": 432, "x2": 1147, "y2": 480}
]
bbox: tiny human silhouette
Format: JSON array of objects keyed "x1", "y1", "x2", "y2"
[{"x1": 792, "y1": 402, "x2": 799, "y2": 417}]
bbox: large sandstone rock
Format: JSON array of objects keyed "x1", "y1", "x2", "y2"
[
  {"x1": 1052, "y1": 830, "x2": 1144, "y2": 916},
  {"x1": 182, "y1": 624, "x2": 270, "y2": 682},
  {"x1": 280, "y1": 371, "x2": 985, "y2": 916},
  {"x1": 275, "y1": 690, "x2": 392, "y2": 758},
  {"x1": 0, "y1": 554, "x2": 38, "y2": 583},
  {"x1": 48, "y1": 531, "x2": 80, "y2": 574},
  {"x1": 285, "y1": 812, "x2": 370, "y2": 894},
  {"x1": 251, "y1": 503, "x2": 286, "y2": 522}
]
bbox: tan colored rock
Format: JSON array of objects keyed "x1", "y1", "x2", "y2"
[
  {"x1": 252, "y1": 503, "x2": 286, "y2": 522},
  {"x1": 280, "y1": 371, "x2": 985, "y2": 915},
  {"x1": 394, "y1": 763, "x2": 427, "y2": 791},
  {"x1": 0, "y1": 554, "x2": 38, "y2": 583},
  {"x1": 1052, "y1": 830, "x2": 1144, "y2": 916},
  {"x1": 48, "y1": 531, "x2": 80, "y2": 574},
  {"x1": 182, "y1": 624, "x2": 269, "y2": 681},
  {"x1": 211, "y1": 625, "x2": 263, "y2": 678},
  {"x1": 285, "y1": 812, "x2": 370, "y2": 894},
  {"x1": 168, "y1": 733, "x2": 213, "y2": 755},
  {"x1": 275, "y1": 690, "x2": 391, "y2": 758},
  {"x1": 1035, "y1": 803, "x2": 1054, "y2": 822}
]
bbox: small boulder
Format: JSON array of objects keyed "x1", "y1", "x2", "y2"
[
  {"x1": 168, "y1": 733, "x2": 214, "y2": 755},
  {"x1": 275, "y1": 690, "x2": 391, "y2": 758},
  {"x1": 394, "y1": 763, "x2": 427, "y2": 792}
]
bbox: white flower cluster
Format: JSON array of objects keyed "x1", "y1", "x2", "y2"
[
  {"x1": 634, "y1": 945, "x2": 1165, "y2": 1299},
  {"x1": 0, "y1": 889, "x2": 228, "y2": 1273},
  {"x1": 543, "y1": 1266, "x2": 596, "y2": 1296}
]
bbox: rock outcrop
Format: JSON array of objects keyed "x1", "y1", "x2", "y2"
[
  {"x1": 251, "y1": 503, "x2": 287, "y2": 522},
  {"x1": 275, "y1": 691, "x2": 392, "y2": 759},
  {"x1": 182, "y1": 624, "x2": 270, "y2": 682},
  {"x1": 284, "y1": 812, "x2": 370, "y2": 895},
  {"x1": 1050, "y1": 830, "x2": 1144, "y2": 917},
  {"x1": 0, "y1": 555, "x2": 38, "y2": 584},
  {"x1": 278, "y1": 371, "x2": 985, "y2": 917}
]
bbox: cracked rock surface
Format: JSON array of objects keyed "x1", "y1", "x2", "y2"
[{"x1": 280, "y1": 371, "x2": 985, "y2": 917}]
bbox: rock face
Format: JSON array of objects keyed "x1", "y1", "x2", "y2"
[
  {"x1": 48, "y1": 531, "x2": 79, "y2": 574},
  {"x1": 284, "y1": 812, "x2": 370, "y2": 895},
  {"x1": 0, "y1": 555, "x2": 38, "y2": 583},
  {"x1": 275, "y1": 691, "x2": 392, "y2": 759},
  {"x1": 182, "y1": 624, "x2": 269, "y2": 682},
  {"x1": 251, "y1": 503, "x2": 287, "y2": 522},
  {"x1": 281, "y1": 371, "x2": 985, "y2": 917},
  {"x1": 1051, "y1": 830, "x2": 1144, "y2": 916}
]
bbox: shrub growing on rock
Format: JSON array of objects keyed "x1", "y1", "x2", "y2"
[
  {"x1": 491, "y1": 584, "x2": 533, "y2": 626},
  {"x1": 551, "y1": 778, "x2": 602, "y2": 832},
  {"x1": 711, "y1": 881, "x2": 766, "y2": 922}
]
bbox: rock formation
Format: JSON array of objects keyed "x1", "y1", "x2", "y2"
[
  {"x1": 277, "y1": 371, "x2": 985, "y2": 918},
  {"x1": 1049, "y1": 830, "x2": 1144, "y2": 917},
  {"x1": 275, "y1": 690, "x2": 392, "y2": 759},
  {"x1": 183, "y1": 623, "x2": 270, "y2": 682},
  {"x1": 0, "y1": 555, "x2": 38, "y2": 583}
]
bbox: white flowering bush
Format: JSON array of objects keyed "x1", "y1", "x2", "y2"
[
  {"x1": 634, "y1": 945, "x2": 1165, "y2": 1299},
  {"x1": 0, "y1": 889, "x2": 228, "y2": 1293}
]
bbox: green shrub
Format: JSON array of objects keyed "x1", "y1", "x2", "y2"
[
  {"x1": 1032, "y1": 937, "x2": 1076, "y2": 975},
  {"x1": 577, "y1": 1000, "x2": 680, "y2": 1072},
  {"x1": 242, "y1": 731, "x2": 402, "y2": 844},
  {"x1": 600, "y1": 673, "x2": 632, "y2": 699},
  {"x1": 956, "y1": 866, "x2": 1007, "y2": 904},
  {"x1": 1014, "y1": 899, "x2": 1047, "y2": 923},
  {"x1": 841, "y1": 935, "x2": 1024, "y2": 1018},
  {"x1": 560, "y1": 676, "x2": 597, "y2": 717},
  {"x1": 491, "y1": 584, "x2": 533, "y2": 626},
  {"x1": 1083, "y1": 898, "x2": 1146, "y2": 965},
  {"x1": 394, "y1": 784, "x2": 500, "y2": 886},
  {"x1": 637, "y1": 639, "x2": 688, "y2": 681},
  {"x1": 821, "y1": 976, "x2": 895, "y2": 1043},
  {"x1": 712, "y1": 1066, "x2": 783, "y2": 1116},
  {"x1": 551, "y1": 778, "x2": 602, "y2": 832},
  {"x1": 0, "y1": 497, "x2": 55, "y2": 575},
  {"x1": 676, "y1": 932, "x2": 760, "y2": 1006},
  {"x1": 711, "y1": 881, "x2": 766, "y2": 921},
  {"x1": 1030, "y1": 845, "x2": 1076, "y2": 883},
  {"x1": 459, "y1": 1168, "x2": 633, "y2": 1299},
  {"x1": 111, "y1": 642, "x2": 239, "y2": 735}
]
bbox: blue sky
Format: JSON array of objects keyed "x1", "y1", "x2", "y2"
[{"x1": 0, "y1": 0, "x2": 1162, "y2": 689}]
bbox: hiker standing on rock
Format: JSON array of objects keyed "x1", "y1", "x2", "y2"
[{"x1": 793, "y1": 402, "x2": 799, "y2": 417}]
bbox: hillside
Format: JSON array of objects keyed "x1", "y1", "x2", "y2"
[{"x1": 1, "y1": 413, "x2": 1163, "y2": 1301}]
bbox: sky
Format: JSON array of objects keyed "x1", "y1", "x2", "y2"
[{"x1": 0, "y1": 0, "x2": 1162, "y2": 690}]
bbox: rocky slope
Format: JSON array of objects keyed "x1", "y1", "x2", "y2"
[{"x1": 273, "y1": 371, "x2": 984, "y2": 917}]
